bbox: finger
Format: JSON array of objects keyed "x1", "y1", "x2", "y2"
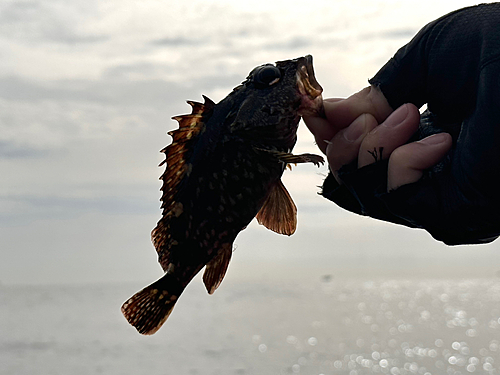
[
  {"x1": 303, "y1": 116, "x2": 336, "y2": 154},
  {"x1": 326, "y1": 113, "x2": 378, "y2": 181},
  {"x1": 304, "y1": 85, "x2": 393, "y2": 154},
  {"x1": 303, "y1": 99, "x2": 346, "y2": 154},
  {"x1": 358, "y1": 104, "x2": 420, "y2": 168},
  {"x1": 387, "y1": 132, "x2": 453, "y2": 191},
  {"x1": 330, "y1": 86, "x2": 393, "y2": 125},
  {"x1": 320, "y1": 87, "x2": 392, "y2": 128}
]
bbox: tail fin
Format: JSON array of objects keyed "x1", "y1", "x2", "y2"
[{"x1": 121, "y1": 273, "x2": 184, "y2": 335}]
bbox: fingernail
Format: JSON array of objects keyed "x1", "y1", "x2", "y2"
[
  {"x1": 383, "y1": 104, "x2": 409, "y2": 128},
  {"x1": 343, "y1": 115, "x2": 366, "y2": 142},
  {"x1": 418, "y1": 133, "x2": 449, "y2": 145}
]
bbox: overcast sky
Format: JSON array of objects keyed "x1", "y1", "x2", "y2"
[{"x1": 2, "y1": 0, "x2": 500, "y2": 286}]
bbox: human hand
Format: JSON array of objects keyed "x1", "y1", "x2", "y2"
[
  {"x1": 305, "y1": 87, "x2": 452, "y2": 191},
  {"x1": 304, "y1": 3, "x2": 500, "y2": 245}
]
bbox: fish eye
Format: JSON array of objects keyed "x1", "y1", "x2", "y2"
[{"x1": 251, "y1": 65, "x2": 281, "y2": 88}]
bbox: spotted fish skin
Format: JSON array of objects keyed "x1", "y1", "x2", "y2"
[{"x1": 122, "y1": 55, "x2": 324, "y2": 334}]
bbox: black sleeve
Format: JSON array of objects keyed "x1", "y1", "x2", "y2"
[
  {"x1": 369, "y1": 3, "x2": 500, "y2": 122},
  {"x1": 322, "y1": 3, "x2": 500, "y2": 245}
]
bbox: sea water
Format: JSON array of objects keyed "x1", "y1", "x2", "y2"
[{"x1": 2, "y1": 278, "x2": 500, "y2": 375}]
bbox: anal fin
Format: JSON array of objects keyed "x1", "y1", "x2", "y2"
[
  {"x1": 203, "y1": 243, "x2": 232, "y2": 294},
  {"x1": 256, "y1": 179, "x2": 297, "y2": 235}
]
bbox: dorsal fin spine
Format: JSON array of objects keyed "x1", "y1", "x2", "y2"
[
  {"x1": 202, "y1": 95, "x2": 215, "y2": 110},
  {"x1": 152, "y1": 96, "x2": 214, "y2": 264},
  {"x1": 171, "y1": 114, "x2": 203, "y2": 129},
  {"x1": 151, "y1": 95, "x2": 215, "y2": 267}
]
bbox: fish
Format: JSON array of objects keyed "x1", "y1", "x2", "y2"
[{"x1": 121, "y1": 55, "x2": 324, "y2": 335}]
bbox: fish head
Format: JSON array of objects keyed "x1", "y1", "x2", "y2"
[
  {"x1": 223, "y1": 55, "x2": 323, "y2": 135},
  {"x1": 275, "y1": 55, "x2": 323, "y2": 116}
]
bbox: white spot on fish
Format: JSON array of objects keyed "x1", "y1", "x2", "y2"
[{"x1": 172, "y1": 202, "x2": 183, "y2": 217}]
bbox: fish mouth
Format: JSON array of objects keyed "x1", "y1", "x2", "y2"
[{"x1": 295, "y1": 55, "x2": 324, "y2": 117}]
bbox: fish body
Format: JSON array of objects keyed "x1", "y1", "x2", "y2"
[{"x1": 122, "y1": 55, "x2": 324, "y2": 334}]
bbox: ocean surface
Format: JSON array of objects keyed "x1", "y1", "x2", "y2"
[{"x1": 2, "y1": 277, "x2": 500, "y2": 375}]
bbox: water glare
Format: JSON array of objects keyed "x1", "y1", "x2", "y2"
[{"x1": 269, "y1": 279, "x2": 500, "y2": 374}]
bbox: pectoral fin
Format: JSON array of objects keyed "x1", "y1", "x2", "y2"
[
  {"x1": 256, "y1": 179, "x2": 297, "y2": 235},
  {"x1": 255, "y1": 148, "x2": 324, "y2": 167},
  {"x1": 203, "y1": 243, "x2": 232, "y2": 294}
]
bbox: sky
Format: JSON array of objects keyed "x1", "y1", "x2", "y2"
[{"x1": 2, "y1": 0, "x2": 500, "y2": 286}]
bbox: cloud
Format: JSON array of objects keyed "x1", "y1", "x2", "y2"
[
  {"x1": 0, "y1": 1, "x2": 108, "y2": 45},
  {"x1": 380, "y1": 28, "x2": 416, "y2": 39},
  {"x1": 0, "y1": 72, "x2": 244, "y2": 155},
  {"x1": 0, "y1": 193, "x2": 157, "y2": 227},
  {"x1": 150, "y1": 36, "x2": 206, "y2": 47},
  {"x1": 102, "y1": 61, "x2": 242, "y2": 90},
  {"x1": 0, "y1": 140, "x2": 50, "y2": 159},
  {"x1": 0, "y1": 75, "x2": 184, "y2": 107},
  {"x1": 0, "y1": 70, "x2": 243, "y2": 108},
  {"x1": 358, "y1": 28, "x2": 417, "y2": 41},
  {"x1": 263, "y1": 36, "x2": 313, "y2": 51}
]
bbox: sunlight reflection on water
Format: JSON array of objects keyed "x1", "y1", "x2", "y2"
[{"x1": 2, "y1": 278, "x2": 500, "y2": 374}]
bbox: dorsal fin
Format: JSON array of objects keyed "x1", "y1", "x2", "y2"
[
  {"x1": 255, "y1": 179, "x2": 297, "y2": 236},
  {"x1": 186, "y1": 95, "x2": 215, "y2": 115},
  {"x1": 171, "y1": 114, "x2": 203, "y2": 130},
  {"x1": 151, "y1": 96, "x2": 215, "y2": 270}
]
